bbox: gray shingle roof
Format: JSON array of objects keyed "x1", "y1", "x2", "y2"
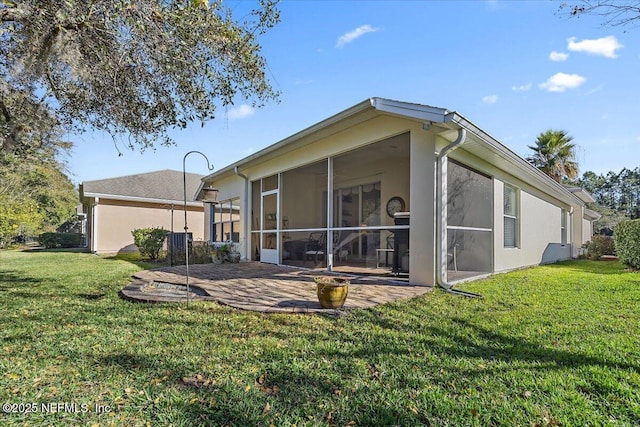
[{"x1": 81, "y1": 170, "x2": 204, "y2": 202}]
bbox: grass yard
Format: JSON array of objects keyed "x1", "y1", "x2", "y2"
[{"x1": 1, "y1": 250, "x2": 639, "y2": 426}]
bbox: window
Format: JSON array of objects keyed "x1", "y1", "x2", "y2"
[
  {"x1": 503, "y1": 184, "x2": 518, "y2": 248},
  {"x1": 211, "y1": 199, "x2": 240, "y2": 243},
  {"x1": 561, "y1": 209, "x2": 567, "y2": 245}
]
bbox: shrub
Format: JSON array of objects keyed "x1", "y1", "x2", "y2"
[
  {"x1": 614, "y1": 219, "x2": 640, "y2": 270},
  {"x1": 39, "y1": 232, "x2": 82, "y2": 249},
  {"x1": 131, "y1": 227, "x2": 167, "y2": 259},
  {"x1": 585, "y1": 235, "x2": 616, "y2": 260}
]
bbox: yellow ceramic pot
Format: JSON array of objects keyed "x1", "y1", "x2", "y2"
[{"x1": 314, "y1": 277, "x2": 349, "y2": 309}]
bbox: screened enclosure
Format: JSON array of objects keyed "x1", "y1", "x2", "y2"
[{"x1": 446, "y1": 159, "x2": 493, "y2": 281}]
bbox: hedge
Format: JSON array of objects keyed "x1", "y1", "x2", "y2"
[
  {"x1": 585, "y1": 235, "x2": 616, "y2": 260},
  {"x1": 39, "y1": 232, "x2": 82, "y2": 249},
  {"x1": 614, "y1": 219, "x2": 640, "y2": 270}
]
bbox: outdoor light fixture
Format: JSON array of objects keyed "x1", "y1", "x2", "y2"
[
  {"x1": 201, "y1": 185, "x2": 219, "y2": 203},
  {"x1": 183, "y1": 151, "x2": 215, "y2": 307}
]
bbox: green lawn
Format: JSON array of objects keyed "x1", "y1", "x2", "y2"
[{"x1": 1, "y1": 250, "x2": 639, "y2": 426}]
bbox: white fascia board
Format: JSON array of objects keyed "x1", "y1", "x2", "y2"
[
  {"x1": 81, "y1": 192, "x2": 203, "y2": 207},
  {"x1": 371, "y1": 97, "x2": 449, "y2": 123},
  {"x1": 449, "y1": 114, "x2": 584, "y2": 207}
]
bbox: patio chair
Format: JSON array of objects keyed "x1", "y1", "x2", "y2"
[
  {"x1": 376, "y1": 234, "x2": 394, "y2": 268},
  {"x1": 303, "y1": 232, "x2": 325, "y2": 265}
]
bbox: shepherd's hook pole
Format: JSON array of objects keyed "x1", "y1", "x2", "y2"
[{"x1": 183, "y1": 151, "x2": 214, "y2": 307}]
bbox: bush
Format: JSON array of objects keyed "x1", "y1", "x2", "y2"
[
  {"x1": 614, "y1": 219, "x2": 640, "y2": 270},
  {"x1": 39, "y1": 232, "x2": 82, "y2": 249},
  {"x1": 131, "y1": 227, "x2": 167, "y2": 259},
  {"x1": 585, "y1": 235, "x2": 616, "y2": 260}
]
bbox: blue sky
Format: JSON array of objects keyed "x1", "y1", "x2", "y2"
[{"x1": 68, "y1": 0, "x2": 640, "y2": 184}]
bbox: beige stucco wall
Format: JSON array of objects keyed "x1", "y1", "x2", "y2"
[
  {"x1": 493, "y1": 180, "x2": 571, "y2": 272},
  {"x1": 91, "y1": 199, "x2": 204, "y2": 254},
  {"x1": 582, "y1": 217, "x2": 593, "y2": 244}
]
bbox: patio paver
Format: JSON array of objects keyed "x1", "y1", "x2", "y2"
[{"x1": 120, "y1": 261, "x2": 432, "y2": 315}]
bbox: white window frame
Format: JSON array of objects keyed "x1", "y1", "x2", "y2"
[
  {"x1": 503, "y1": 184, "x2": 519, "y2": 248},
  {"x1": 561, "y1": 208, "x2": 567, "y2": 246}
]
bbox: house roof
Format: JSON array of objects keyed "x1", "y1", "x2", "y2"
[
  {"x1": 80, "y1": 169, "x2": 205, "y2": 205},
  {"x1": 199, "y1": 97, "x2": 585, "y2": 207}
]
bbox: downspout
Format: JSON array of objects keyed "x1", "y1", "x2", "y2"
[
  {"x1": 435, "y1": 128, "x2": 482, "y2": 298},
  {"x1": 234, "y1": 166, "x2": 250, "y2": 260}
]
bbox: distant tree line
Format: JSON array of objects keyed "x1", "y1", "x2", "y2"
[{"x1": 575, "y1": 168, "x2": 640, "y2": 232}]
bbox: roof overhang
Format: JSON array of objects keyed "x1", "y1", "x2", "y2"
[
  {"x1": 445, "y1": 114, "x2": 584, "y2": 206},
  {"x1": 80, "y1": 192, "x2": 204, "y2": 208},
  {"x1": 199, "y1": 97, "x2": 584, "y2": 207},
  {"x1": 564, "y1": 186, "x2": 596, "y2": 203},
  {"x1": 584, "y1": 208, "x2": 602, "y2": 221}
]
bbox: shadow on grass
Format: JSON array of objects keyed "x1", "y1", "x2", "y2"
[
  {"x1": 103, "y1": 253, "x2": 171, "y2": 271},
  {"x1": 24, "y1": 247, "x2": 91, "y2": 253},
  {"x1": 0, "y1": 270, "x2": 43, "y2": 290},
  {"x1": 353, "y1": 308, "x2": 640, "y2": 375}
]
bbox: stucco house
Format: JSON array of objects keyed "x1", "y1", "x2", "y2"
[
  {"x1": 196, "y1": 98, "x2": 598, "y2": 288},
  {"x1": 80, "y1": 170, "x2": 205, "y2": 254}
]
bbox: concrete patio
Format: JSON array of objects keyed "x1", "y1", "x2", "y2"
[{"x1": 120, "y1": 261, "x2": 432, "y2": 315}]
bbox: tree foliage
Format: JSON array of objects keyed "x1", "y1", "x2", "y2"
[
  {"x1": 0, "y1": 194, "x2": 42, "y2": 248},
  {"x1": 576, "y1": 167, "x2": 640, "y2": 222},
  {"x1": 527, "y1": 129, "x2": 579, "y2": 183},
  {"x1": 1, "y1": 0, "x2": 280, "y2": 154},
  {"x1": 0, "y1": 149, "x2": 78, "y2": 246},
  {"x1": 560, "y1": 1, "x2": 640, "y2": 29}
]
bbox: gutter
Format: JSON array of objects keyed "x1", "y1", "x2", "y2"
[
  {"x1": 435, "y1": 127, "x2": 483, "y2": 298},
  {"x1": 234, "y1": 166, "x2": 250, "y2": 260}
]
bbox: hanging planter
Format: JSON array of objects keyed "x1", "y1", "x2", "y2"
[{"x1": 314, "y1": 276, "x2": 350, "y2": 309}]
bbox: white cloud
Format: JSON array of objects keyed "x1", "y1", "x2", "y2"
[
  {"x1": 539, "y1": 72, "x2": 586, "y2": 92},
  {"x1": 567, "y1": 36, "x2": 623, "y2": 58},
  {"x1": 482, "y1": 95, "x2": 498, "y2": 104},
  {"x1": 336, "y1": 24, "x2": 380, "y2": 48},
  {"x1": 226, "y1": 104, "x2": 255, "y2": 120},
  {"x1": 549, "y1": 51, "x2": 569, "y2": 62},
  {"x1": 512, "y1": 83, "x2": 532, "y2": 92}
]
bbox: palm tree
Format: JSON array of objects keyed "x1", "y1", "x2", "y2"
[{"x1": 527, "y1": 129, "x2": 579, "y2": 183}]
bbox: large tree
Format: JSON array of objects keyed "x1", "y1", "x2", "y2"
[
  {"x1": 527, "y1": 129, "x2": 579, "y2": 183},
  {"x1": 1, "y1": 0, "x2": 280, "y2": 154}
]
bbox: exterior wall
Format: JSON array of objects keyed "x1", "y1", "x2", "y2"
[
  {"x1": 582, "y1": 217, "x2": 593, "y2": 243},
  {"x1": 92, "y1": 199, "x2": 204, "y2": 254},
  {"x1": 493, "y1": 181, "x2": 570, "y2": 272}
]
